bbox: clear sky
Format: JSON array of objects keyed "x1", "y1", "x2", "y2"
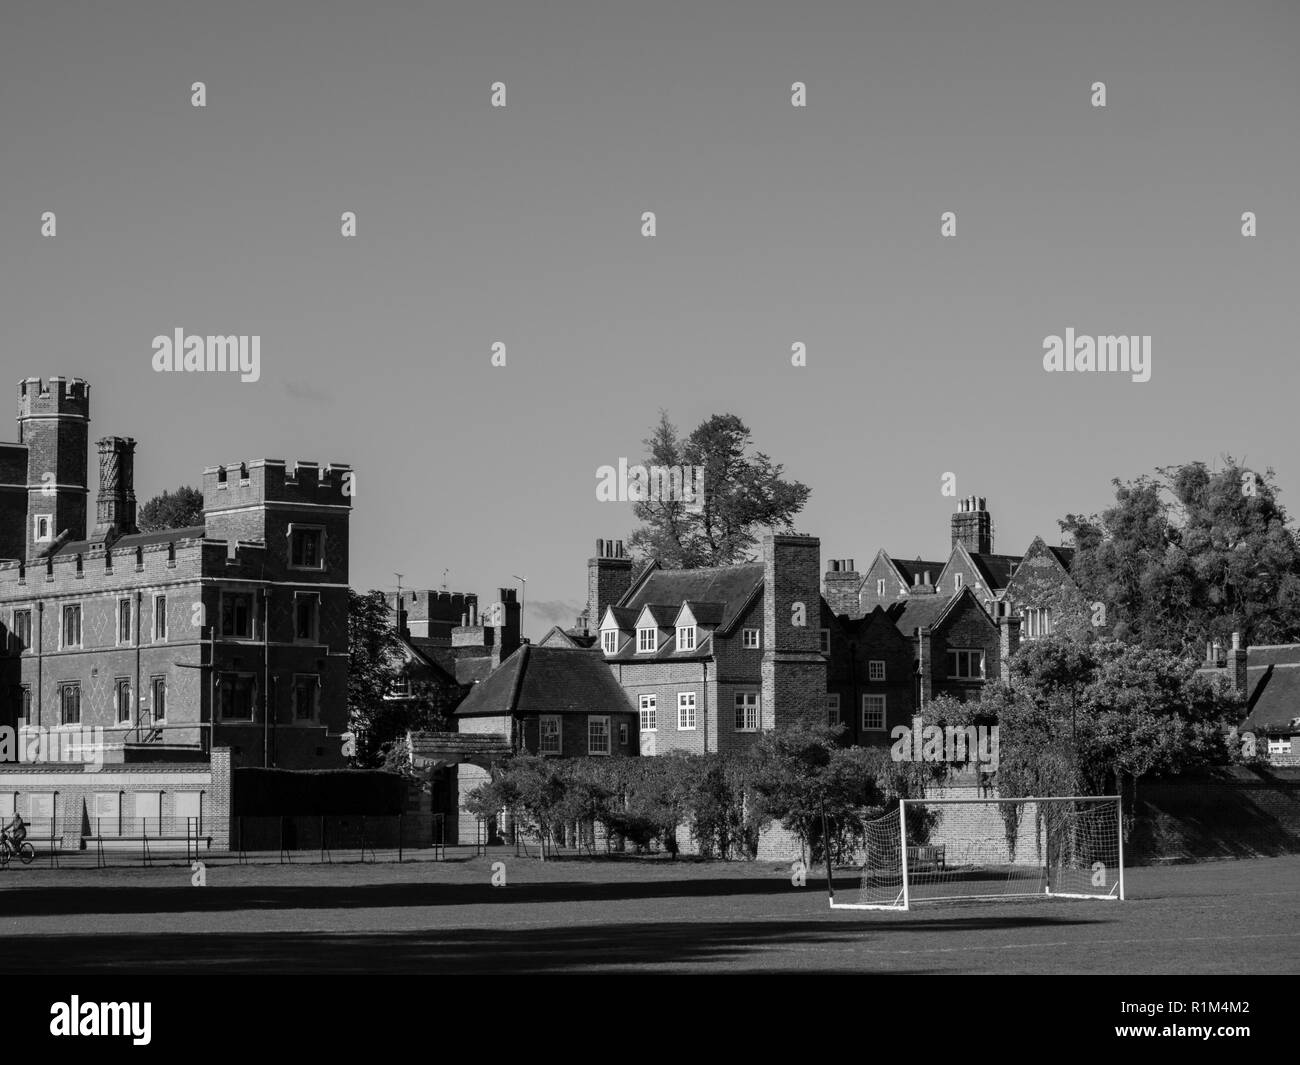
[{"x1": 2, "y1": 0, "x2": 1296, "y2": 637}]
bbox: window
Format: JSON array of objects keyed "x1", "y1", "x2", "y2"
[
  {"x1": 819, "y1": 628, "x2": 831, "y2": 654},
  {"x1": 637, "y1": 627, "x2": 657, "y2": 653},
  {"x1": 1022, "y1": 607, "x2": 1053, "y2": 639},
  {"x1": 827, "y1": 694, "x2": 841, "y2": 727},
  {"x1": 12, "y1": 609, "x2": 31, "y2": 652},
  {"x1": 876, "y1": 579, "x2": 886, "y2": 596},
  {"x1": 539, "y1": 715, "x2": 561, "y2": 754},
  {"x1": 601, "y1": 629, "x2": 618, "y2": 654},
  {"x1": 868, "y1": 660, "x2": 886, "y2": 682},
  {"x1": 742, "y1": 628, "x2": 760, "y2": 649},
  {"x1": 33, "y1": 515, "x2": 52, "y2": 543},
  {"x1": 221, "y1": 592, "x2": 254, "y2": 638},
  {"x1": 676, "y1": 625, "x2": 696, "y2": 651},
  {"x1": 588, "y1": 715, "x2": 611, "y2": 755},
  {"x1": 639, "y1": 694, "x2": 657, "y2": 731},
  {"x1": 292, "y1": 675, "x2": 318, "y2": 721},
  {"x1": 389, "y1": 675, "x2": 412, "y2": 698},
  {"x1": 619, "y1": 722, "x2": 629, "y2": 746},
  {"x1": 114, "y1": 679, "x2": 132, "y2": 725},
  {"x1": 117, "y1": 598, "x2": 131, "y2": 644},
  {"x1": 862, "y1": 694, "x2": 886, "y2": 731},
  {"x1": 947, "y1": 649, "x2": 985, "y2": 680},
  {"x1": 153, "y1": 595, "x2": 167, "y2": 642},
  {"x1": 290, "y1": 526, "x2": 324, "y2": 569},
  {"x1": 1267, "y1": 737, "x2": 1293, "y2": 756},
  {"x1": 294, "y1": 594, "x2": 319, "y2": 642},
  {"x1": 150, "y1": 676, "x2": 167, "y2": 722},
  {"x1": 61, "y1": 604, "x2": 82, "y2": 648},
  {"x1": 677, "y1": 692, "x2": 696, "y2": 730},
  {"x1": 60, "y1": 683, "x2": 81, "y2": 726},
  {"x1": 955, "y1": 572, "x2": 963, "y2": 590},
  {"x1": 734, "y1": 692, "x2": 760, "y2": 732},
  {"x1": 18, "y1": 686, "x2": 31, "y2": 725},
  {"x1": 219, "y1": 674, "x2": 255, "y2": 720}
]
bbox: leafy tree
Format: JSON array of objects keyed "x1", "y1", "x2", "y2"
[
  {"x1": 346, "y1": 589, "x2": 404, "y2": 767},
  {"x1": 137, "y1": 485, "x2": 204, "y2": 531},
  {"x1": 627, "y1": 411, "x2": 811, "y2": 567},
  {"x1": 1061, "y1": 459, "x2": 1300, "y2": 652},
  {"x1": 938, "y1": 635, "x2": 1245, "y2": 806}
]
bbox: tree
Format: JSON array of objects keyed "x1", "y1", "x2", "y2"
[
  {"x1": 346, "y1": 589, "x2": 403, "y2": 767},
  {"x1": 627, "y1": 412, "x2": 811, "y2": 567},
  {"x1": 937, "y1": 635, "x2": 1245, "y2": 805},
  {"x1": 1061, "y1": 459, "x2": 1300, "y2": 652},
  {"x1": 137, "y1": 485, "x2": 204, "y2": 531}
]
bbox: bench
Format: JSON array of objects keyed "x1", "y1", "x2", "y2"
[{"x1": 907, "y1": 844, "x2": 947, "y2": 872}]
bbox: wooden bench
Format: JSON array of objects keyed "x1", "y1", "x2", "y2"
[{"x1": 907, "y1": 844, "x2": 947, "y2": 872}]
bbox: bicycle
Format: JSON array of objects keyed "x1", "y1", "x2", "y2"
[{"x1": 0, "y1": 835, "x2": 35, "y2": 867}]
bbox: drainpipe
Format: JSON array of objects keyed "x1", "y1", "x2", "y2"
[
  {"x1": 135, "y1": 592, "x2": 142, "y2": 743},
  {"x1": 702, "y1": 661, "x2": 709, "y2": 753},
  {"x1": 36, "y1": 601, "x2": 43, "y2": 728}
]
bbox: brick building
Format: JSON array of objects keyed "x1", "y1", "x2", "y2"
[{"x1": 0, "y1": 376, "x2": 353, "y2": 771}]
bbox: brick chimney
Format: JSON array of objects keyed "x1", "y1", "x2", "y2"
[
  {"x1": 824, "y1": 558, "x2": 860, "y2": 616},
  {"x1": 910, "y1": 569, "x2": 936, "y2": 596},
  {"x1": 91, "y1": 436, "x2": 138, "y2": 542},
  {"x1": 587, "y1": 538, "x2": 633, "y2": 634},
  {"x1": 1231, "y1": 631, "x2": 1249, "y2": 698},
  {"x1": 761, "y1": 533, "x2": 827, "y2": 731},
  {"x1": 952, "y1": 496, "x2": 993, "y2": 555}
]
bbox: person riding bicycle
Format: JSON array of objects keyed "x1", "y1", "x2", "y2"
[{"x1": 1, "y1": 812, "x2": 26, "y2": 852}]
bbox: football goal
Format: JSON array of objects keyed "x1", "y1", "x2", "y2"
[{"x1": 829, "y1": 796, "x2": 1124, "y2": 910}]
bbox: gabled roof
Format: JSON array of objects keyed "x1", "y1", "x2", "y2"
[
  {"x1": 536, "y1": 625, "x2": 598, "y2": 649},
  {"x1": 396, "y1": 635, "x2": 460, "y2": 685},
  {"x1": 891, "y1": 556, "x2": 946, "y2": 586},
  {"x1": 946, "y1": 541, "x2": 1022, "y2": 592},
  {"x1": 888, "y1": 587, "x2": 992, "y2": 638},
  {"x1": 618, "y1": 562, "x2": 764, "y2": 636},
  {"x1": 407, "y1": 636, "x2": 460, "y2": 676},
  {"x1": 455, "y1": 644, "x2": 636, "y2": 717},
  {"x1": 635, "y1": 603, "x2": 680, "y2": 628},
  {"x1": 600, "y1": 606, "x2": 640, "y2": 630},
  {"x1": 1047, "y1": 545, "x2": 1075, "y2": 570},
  {"x1": 679, "y1": 600, "x2": 725, "y2": 627},
  {"x1": 1241, "y1": 663, "x2": 1300, "y2": 735}
]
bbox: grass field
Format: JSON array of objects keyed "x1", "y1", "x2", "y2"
[{"x1": 0, "y1": 851, "x2": 1296, "y2": 974}]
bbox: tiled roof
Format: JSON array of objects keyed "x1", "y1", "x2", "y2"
[
  {"x1": 407, "y1": 636, "x2": 459, "y2": 675},
  {"x1": 967, "y1": 552, "x2": 1023, "y2": 590},
  {"x1": 456, "y1": 644, "x2": 635, "y2": 717},
  {"x1": 620, "y1": 563, "x2": 764, "y2": 634},
  {"x1": 682, "y1": 600, "x2": 726, "y2": 626},
  {"x1": 1241, "y1": 663, "x2": 1300, "y2": 734},
  {"x1": 892, "y1": 558, "x2": 945, "y2": 585},
  {"x1": 455, "y1": 657, "x2": 496, "y2": 685},
  {"x1": 888, "y1": 595, "x2": 955, "y2": 637},
  {"x1": 1047, "y1": 545, "x2": 1075, "y2": 570},
  {"x1": 1247, "y1": 644, "x2": 1300, "y2": 668},
  {"x1": 49, "y1": 525, "x2": 208, "y2": 557}
]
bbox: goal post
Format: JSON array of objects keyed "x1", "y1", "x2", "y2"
[{"x1": 828, "y1": 795, "x2": 1124, "y2": 911}]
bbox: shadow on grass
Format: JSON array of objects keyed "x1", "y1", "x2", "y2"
[{"x1": 0, "y1": 914, "x2": 1106, "y2": 974}]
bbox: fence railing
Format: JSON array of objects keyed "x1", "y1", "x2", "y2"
[{"x1": 234, "y1": 813, "x2": 445, "y2": 864}]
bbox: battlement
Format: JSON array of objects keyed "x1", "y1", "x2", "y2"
[
  {"x1": 0, "y1": 532, "x2": 275, "y2": 588},
  {"x1": 202, "y1": 459, "x2": 354, "y2": 510},
  {"x1": 18, "y1": 376, "x2": 90, "y2": 418}
]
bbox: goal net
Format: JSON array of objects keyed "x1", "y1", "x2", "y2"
[{"x1": 831, "y1": 796, "x2": 1123, "y2": 910}]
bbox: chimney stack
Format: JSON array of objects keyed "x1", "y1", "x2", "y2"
[
  {"x1": 588, "y1": 537, "x2": 633, "y2": 635},
  {"x1": 91, "y1": 436, "x2": 138, "y2": 542},
  {"x1": 951, "y1": 495, "x2": 993, "y2": 555},
  {"x1": 1231, "y1": 631, "x2": 1249, "y2": 698},
  {"x1": 824, "y1": 558, "x2": 862, "y2": 617}
]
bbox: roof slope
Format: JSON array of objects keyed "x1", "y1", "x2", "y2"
[{"x1": 456, "y1": 644, "x2": 635, "y2": 717}]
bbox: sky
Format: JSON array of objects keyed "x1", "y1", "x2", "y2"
[{"x1": 1, "y1": 0, "x2": 1296, "y2": 638}]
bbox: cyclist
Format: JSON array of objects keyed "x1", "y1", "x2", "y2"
[{"x1": 1, "y1": 812, "x2": 26, "y2": 855}]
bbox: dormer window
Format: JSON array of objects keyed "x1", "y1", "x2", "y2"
[
  {"x1": 637, "y1": 627, "x2": 657, "y2": 653},
  {"x1": 676, "y1": 625, "x2": 696, "y2": 651},
  {"x1": 601, "y1": 629, "x2": 618, "y2": 655}
]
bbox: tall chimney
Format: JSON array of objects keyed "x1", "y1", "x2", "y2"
[
  {"x1": 1231, "y1": 632, "x2": 1249, "y2": 698},
  {"x1": 588, "y1": 537, "x2": 633, "y2": 634},
  {"x1": 951, "y1": 495, "x2": 993, "y2": 554},
  {"x1": 92, "y1": 436, "x2": 138, "y2": 541}
]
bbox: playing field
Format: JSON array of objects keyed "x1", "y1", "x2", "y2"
[{"x1": 0, "y1": 852, "x2": 1295, "y2": 974}]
